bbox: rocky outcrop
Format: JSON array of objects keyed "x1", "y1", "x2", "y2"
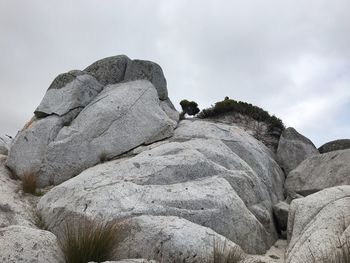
[
  {"x1": 0, "y1": 136, "x2": 11, "y2": 155},
  {"x1": 84, "y1": 55, "x2": 131, "y2": 86},
  {"x1": 276, "y1": 127, "x2": 319, "y2": 175},
  {"x1": 285, "y1": 149, "x2": 350, "y2": 196},
  {"x1": 34, "y1": 70, "x2": 103, "y2": 118},
  {"x1": 124, "y1": 59, "x2": 168, "y2": 100},
  {"x1": 0, "y1": 225, "x2": 64, "y2": 263},
  {"x1": 84, "y1": 55, "x2": 168, "y2": 100},
  {"x1": 37, "y1": 120, "x2": 284, "y2": 255},
  {"x1": 286, "y1": 186, "x2": 350, "y2": 263},
  {"x1": 318, "y1": 139, "x2": 350, "y2": 154},
  {"x1": 7, "y1": 55, "x2": 178, "y2": 187}
]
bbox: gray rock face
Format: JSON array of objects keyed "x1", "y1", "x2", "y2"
[
  {"x1": 125, "y1": 60, "x2": 168, "y2": 100},
  {"x1": 286, "y1": 186, "x2": 350, "y2": 263},
  {"x1": 160, "y1": 98, "x2": 179, "y2": 123},
  {"x1": 84, "y1": 55, "x2": 131, "y2": 85},
  {"x1": 37, "y1": 120, "x2": 284, "y2": 254},
  {"x1": 0, "y1": 155, "x2": 37, "y2": 228},
  {"x1": 0, "y1": 225, "x2": 64, "y2": 263},
  {"x1": 35, "y1": 71, "x2": 103, "y2": 118},
  {"x1": 0, "y1": 136, "x2": 11, "y2": 155},
  {"x1": 7, "y1": 80, "x2": 177, "y2": 187},
  {"x1": 273, "y1": 201, "x2": 289, "y2": 231},
  {"x1": 276, "y1": 127, "x2": 319, "y2": 175},
  {"x1": 319, "y1": 139, "x2": 350, "y2": 153},
  {"x1": 285, "y1": 149, "x2": 350, "y2": 196},
  {"x1": 115, "y1": 215, "x2": 244, "y2": 262}
]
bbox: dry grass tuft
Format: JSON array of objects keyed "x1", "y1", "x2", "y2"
[
  {"x1": 99, "y1": 152, "x2": 108, "y2": 163},
  {"x1": 22, "y1": 172, "x2": 37, "y2": 194},
  {"x1": 60, "y1": 218, "x2": 121, "y2": 263},
  {"x1": 212, "y1": 239, "x2": 245, "y2": 263}
]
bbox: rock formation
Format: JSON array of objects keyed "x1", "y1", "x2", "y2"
[
  {"x1": 1, "y1": 55, "x2": 350, "y2": 262},
  {"x1": 318, "y1": 139, "x2": 350, "y2": 153},
  {"x1": 276, "y1": 127, "x2": 319, "y2": 175},
  {"x1": 6, "y1": 56, "x2": 178, "y2": 187},
  {"x1": 285, "y1": 149, "x2": 350, "y2": 196}
]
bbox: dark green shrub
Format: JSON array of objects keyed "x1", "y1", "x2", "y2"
[
  {"x1": 198, "y1": 98, "x2": 285, "y2": 132},
  {"x1": 180, "y1": 99, "x2": 200, "y2": 116}
]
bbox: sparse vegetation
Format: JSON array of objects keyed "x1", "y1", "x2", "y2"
[
  {"x1": 22, "y1": 172, "x2": 37, "y2": 194},
  {"x1": 212, "y1": 239, "x2": 245, "y2": 263},
  {"x1": 180, "y1": 99, "x2": 200, "y2": 117},
  {"x1": 99, "y1": 152, "x2": 108, "y2": 163},
  {"x1": 198, "y1": 98, "x2": 285, "y2": 132},
  {"x1": 60, "y1": 218, "x2": 122, "y2": 263}
]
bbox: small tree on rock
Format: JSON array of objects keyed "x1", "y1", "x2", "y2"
[{"x1": 180, "y1": 99, "x2": 200, "y2": 117}]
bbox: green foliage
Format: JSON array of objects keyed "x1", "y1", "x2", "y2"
[
  {"x1": 198, "y1": 98, "x2": 285, "y2": 132},
  {"x1": 180, "y1": 99, "x2": 200, "y2": 116},
  {"x1": 22, "y1": 172, "x2": 37, "y2": 194},
  {"x1": 60, "y1": 219, "x2": 121, "y2": 263}
]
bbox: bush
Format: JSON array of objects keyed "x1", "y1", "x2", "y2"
[
  {"x1": 198, "y1": 98, "x2": 285, "y2": 132},
  {"x1": 180, "y1": 99, "x2": 200, "y2": 116},
  {"x1": 60, "y1": 218, "x2": 121, "y2": 263},
  {"x1": 22, "y1": 172, "x2": 37, "y2": 194}
]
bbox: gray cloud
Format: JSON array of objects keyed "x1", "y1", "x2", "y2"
[{"x1": 0, "y1": 0, "x2": 349, "y2": 146}]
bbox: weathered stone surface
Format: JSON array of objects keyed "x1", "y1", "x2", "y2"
[
  {"x1": 276, "y1": 127, "x2": 319, "y2": 175},
  {"x1": 0, "y1": 225, "x2": 64, "y2": 263},
  {"x1": 160, "y1": 98, "x2": 179, "y2": 123},
  {"x1": 115, "y1": 215, "x2": 244, "y2": 262},
  {"x1": 0, "y1": 136, "x2": 11, "y2": 155},
  {"x1": 125, "y1": 60, "x2": 168, "y2": 100},
  {"x1": 319, "y1": 139, "x2": 350, "y2": 153},
  {"x1": 273, "y1": 201, "x2": 289, "y2": 231},
  {"x1": 6, "y1": 111, "x2": 79, "y2": 181},
  {"x1": 38, "y1": 120, "x2": 284, "y2": 254},
  {"x1": 35, "y1": 71, "x2": 103, "y2": 118},
  {"x1": 7, "y1": 80, "x2": 176, "y2": 187},
  {"x1": 0, "y1": 155, "x2": 37, "y2": 228},
  {"x1": 173, "y1": 120, "x2": 285, "y2": 205},
  {"x1": 84, "y1": 55, "x2": 131, "y2": 85},
  {"x1": 285, "y1": 149, "x2": 350, "y2": 196},
  {"x1": 286, "y1": 186, "x2": 350, "y2": 263}
]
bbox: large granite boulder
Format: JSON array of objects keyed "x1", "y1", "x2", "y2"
[
  {"x1": 276, "y1": 127, "x2": 319, "y2": 175},
  {"x1": 34, "y1": 70, "x2": 103, "y2": 118},
  {"x1": 0, "y1": 225, "x2": 64, "y2": 263},
  {"x1": 286, "y1": 186, "x2": 350, "y2": 263},
  {"x1": 84, "y1": 55, "x2": 131, "y2": 86},
  {"x1": 125, "y1": 59, "x2": 168, "y2": 100},
  {"x1": 7, "y1": 80, "x2": 177, "y2": 187},
  {"x1": 37, "y1": 120, "x2": 284, "y2": 255},
  {"x1": 0, "y1": 136, "x2": 11, "y2": 155},
  {"x1": 115, "y1": 215, "x2": 244, "y2": 262},
  {"x1": 285, "y1": 149, "x2": 350, "y2": 196},
  {"x1": 318, "y1": 139, "x2": 350, "y2": 154}
]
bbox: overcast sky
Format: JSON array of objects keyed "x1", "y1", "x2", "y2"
[{"x1": 0, "y1": 0, "x2": 349, "y2": 146}]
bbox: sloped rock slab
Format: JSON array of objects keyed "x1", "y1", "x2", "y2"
[
  {"x1": 286, "y1": 186, "x2": 350, "y2": 263},
  {"x1": 38, "y1": 120, "x2": 284, "y2": 254}
]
